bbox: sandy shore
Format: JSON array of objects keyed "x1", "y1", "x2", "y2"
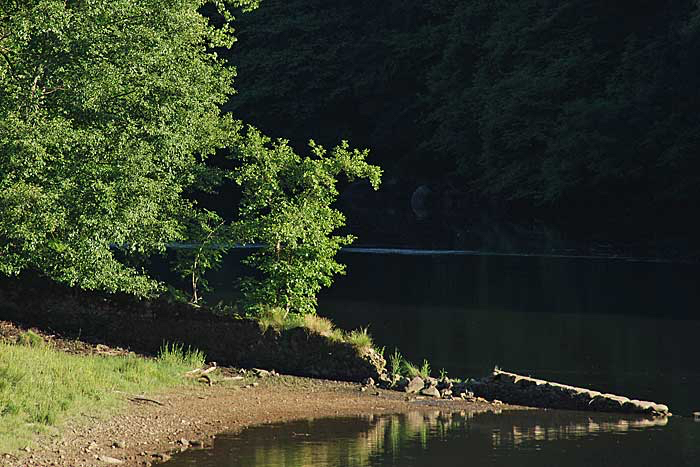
[{"x1": 7, "y1": 374, "x2": 508, "y2": 467}]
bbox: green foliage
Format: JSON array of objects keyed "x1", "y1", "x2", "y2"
[
  {"x1": 256, "y1": 306, "x2": 304, "y2": 332},
  {"x1": 389, "y1": 349, "x2": 403, "y2": 379},
  {"x1": 157, "y1": 342, "x2": 206, "y2": 368},
  {"x1": 401, "y1": 358, "x2": 431, "y2": 379},
  {"x1": 0, "y1": 1, "x2": 254, "y2": 296},
  {"x1": 171, "y1": 210, "x2": 231, "y2": 304},
  {"x1": 0, "y1": 340, "x2": 205, "y2": 452},
  {"x1": 227, "y1": 0, "x2": 700, "y2": 218},
  {"x1": 17, "y1": 330, "x2": 44, "y2": 348},
  {"x1": 345, "y1": 327, "x2": 373, "y2": 352},
  {"x1": 230, "y1": 127, "x2": 381, "y2": 315}
]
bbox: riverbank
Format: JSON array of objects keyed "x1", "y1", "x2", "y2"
[{"x1": 0, "y1": 321, "x2": 508, "y2": 467}]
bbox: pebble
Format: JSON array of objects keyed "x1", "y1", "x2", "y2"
[
  {"x1": 420, "y1": 386, "x2": 441, "y2": 398},
  {"x1": 96, "y1": 455, "x2": 124, "y2": 464}
]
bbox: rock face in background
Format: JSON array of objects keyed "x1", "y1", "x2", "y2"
[{"x1": 470, "y1": 369, "x2": 670, "y2": 417}]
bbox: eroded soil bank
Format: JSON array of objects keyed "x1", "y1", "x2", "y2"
[{"x1": 5, "y1": 374, "x2": 508, "y2": 467}]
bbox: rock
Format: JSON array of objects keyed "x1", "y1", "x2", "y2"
[
  {"x1": 420, "y1": 386, "x2": 441, "y2": 398},
  {"x1": 151, "y1": 453, "x2": 171, "y2": 462},
  {"x1": 377, "y1": 374, "x2": 393, "y2": 389},
  {"x1": 406, "y1": 376, "x2": 425, "y2": 394},
  {"x1": 362, "y1": 377, "x2": 375, "y2": 387},
  {"x1": 693, "y1": 412, "x2": 700, "y2": 421},
  {"x1": 177, "y1": 438, "x2": 189, "y2": 447},
  {"x1": 426, "y1": 377, "x2": 438, "y2": 387},
  {"x1": 394, "y1": 376, "x2": 410, "y2": 391},
  {"x1": 440, "y1": 389, "x2": 452, "y2": 398},
  {"x1": 437, "y1": 379, "x2": 452, "y2": 391},
  {"x1": 97, "y1": 455, "x2": 124, "y2": 464},
  {"x1": 112, "y1": 441, "x2": 127, "y2": 449},
  {"x1": 253, "y1": 368, "x2": 271, "y2": 378},
  {"x1": 190, "y1": 439, "x2": 204, "y2": 447}
]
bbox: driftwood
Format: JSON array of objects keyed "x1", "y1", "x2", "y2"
[
  {"x1": 184, "y1": 363, "x2": 217, "y2": 386},
  {"x1": 114, "y1": 390, "x2": 165, "y2": 406}
]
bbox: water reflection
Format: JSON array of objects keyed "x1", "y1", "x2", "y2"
[{"x1": 164, "y1": 411, "x2": 699, "y2": 467}]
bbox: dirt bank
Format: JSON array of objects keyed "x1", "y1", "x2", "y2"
[{"x1": 5, "y1": 374, "x2": 509, "y2": 467}]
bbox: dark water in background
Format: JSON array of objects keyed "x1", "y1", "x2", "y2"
[
  {"x1": 317, "y1": 251, "x2": 700, "y2": 416},
  {"x1": 164, "y1": 411, "x2": 700, "y2": 467},
  {"x1": 205, "y1": 249, "x2": 700, "y2": 415},
  {"x1": 167, "y1": 250, "x2": 700, "y2": 467}
]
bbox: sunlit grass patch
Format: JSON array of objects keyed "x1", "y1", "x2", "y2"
[
  {"x1": 0, "y1": 341, "x2": 204, "y2": 454},
  {"x1": 345, "y1": 327, "x2": 374, "y2": 353}
]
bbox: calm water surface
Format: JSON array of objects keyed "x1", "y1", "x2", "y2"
[
  {"x1": 185, "y1": 250, "x2": 700, "y2": 466},
  {"x1": 165, "y1": 410, "x2": 700, "y2": 467}
]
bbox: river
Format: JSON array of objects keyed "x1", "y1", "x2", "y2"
[{"x1": 165, "y1": 250, "x2": 700, "y2": 466}]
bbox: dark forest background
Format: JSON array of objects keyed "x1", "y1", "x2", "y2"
[{"x1": 217, "y1": 0, "x2": 700, "y2": 253}]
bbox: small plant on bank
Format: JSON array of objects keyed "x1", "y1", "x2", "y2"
[
  {"x1": 402, "y1": 358, "x2": 432, "y2": 379},
  {"x1": 439, "y1": 368, "x2": 449, "y2": 380},
  {"x1": 256, "y1": 307, "x2": 304, "y2": 332},
  {"x1": 17, "y1": 330, "x2": 44, "y2": 348},
  {"x1": 389, "y1": 349, "x2": 403, "y2": 379},
  {"x1": 345, "y1": 327, "x2": 373, "y2": 352},
  {"x1": 302, "y1": 314, "x2": 336, "y2": 337},
  {"x1": 419, "y1": 359, "x2": 431, "y2": 379},
  {"x1": 157, "y1": 342, "x2": 206, "y2": 368},
  {"x1": 402, "y1": 360, "x2": 420, "y2": 378}
]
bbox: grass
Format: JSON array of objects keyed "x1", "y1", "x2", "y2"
[
  {"x1": 398, "y1": 357, "x2": 432, "y2": 380},
  {"x1": 17, "y1": 330, "x2": 45, "y2": 348},
  {"x1": 389, "y1": 349, "x2": 403, "y2": 378},
  {"x1": 0, "y1": 341, "x2": 205, "y2": 453},
  {"x1": 345, "y1": 327, "x2": 374, "y2": 352},
  {"x1": 255, "y1": 307, "x2": 376, "y2": 353}
]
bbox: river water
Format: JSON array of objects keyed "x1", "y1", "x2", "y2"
[{"x1": 167, "y1": 250, "x2": 700, "y2": 466}]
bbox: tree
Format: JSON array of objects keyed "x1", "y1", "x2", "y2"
[
  {"x1": 0, "y1": 0, "x2": 257, "y2": 295},
  {"x1": 230, "y1": 127, "x2": 381, "y2": 315}
]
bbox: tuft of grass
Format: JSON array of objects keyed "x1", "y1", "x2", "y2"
[
  {"x1": 402, "y1": 358, "x2": 431, "y2": 379},
  {"x1": 439, "y1": 368, "x2": 448, "y2": 380},
  {"x1": 389, "y1": 349, "x2": 403, "y2": 379},
  {"x1": 345, "y1": 327, "x2": 373, "y2": 352},
  {"x1": 419, "y1": 359, "x2": 431, "y2": 379},
  {"x1": 0, "y1": 341, "x2": 205, "y2": 453},
  {"x1": 17, "y1": 330, "x2": 44, "y2": 348},
  {"x1": 302, "y1": 314, "x2": 335, "y2": 337},
  {"x1": 157, "y1": 342, "x2": 206, "y2": 368},
  {"x1": 256, "y1": 307, "x2": 303, "y2": 332},
  {"x1": 402, "y1": 359, "x2": 420, "y2": 378}
]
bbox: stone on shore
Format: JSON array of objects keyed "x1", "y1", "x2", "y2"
[
  {"x1": 406, "y1": 377, "x2": 425, "y2": 394},
  {"x1": 420, "y1": 386, "x2": 441, "y2": 398},
  {"x1": 470, "y1": 369, "x2": 671, "y2": 416}
]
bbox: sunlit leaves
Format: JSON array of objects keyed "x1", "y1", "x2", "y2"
[
  {"x1": 230, "y1": 127, "x2": 381, "y2": 314},
  {"x1": 0, "y1": 1, "x2": 250, "y2": 295}
]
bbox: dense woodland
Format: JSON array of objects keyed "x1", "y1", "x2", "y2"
[
  {"x1": 224, "y1": 0, "x2": 700, "y2": 234},
  {"x1": 2, "y1": 0, "x2": 699, "y2": 301}
]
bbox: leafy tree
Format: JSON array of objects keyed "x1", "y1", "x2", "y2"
[
  {"x1": 0, "y1": 0, "x2": 256, "y2": 295},
  {"x1": 171, "y1": 209, "x2": 230, "y2": 305},
  {"x1": 230, "y1": 127, "x2": 381, "y2": 314}
]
